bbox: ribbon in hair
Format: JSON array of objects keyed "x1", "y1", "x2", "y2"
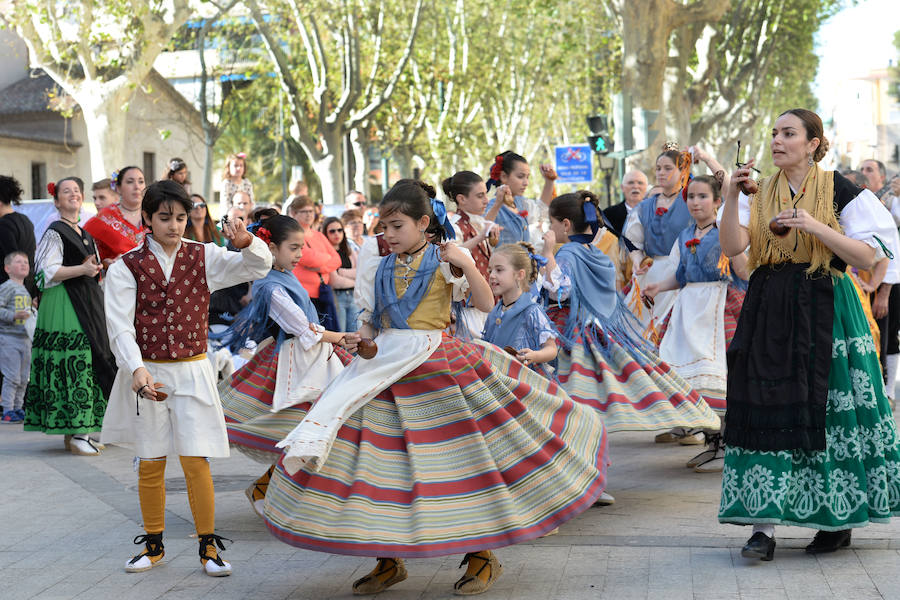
[
  {"x1": 430, "y1": 197, "x2": 456, "y2": 240},
  {"x1": 529, "y1": 252, "x2": 548, "y2": 268}
]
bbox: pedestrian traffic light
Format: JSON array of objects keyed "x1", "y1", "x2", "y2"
[{"x1": 586, "y1": 114, "x2": 613, "y2": 156}]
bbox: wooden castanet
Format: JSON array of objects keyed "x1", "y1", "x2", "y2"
[{"x1": 358, "y1": 338, "x2": 378, "y2": 359}]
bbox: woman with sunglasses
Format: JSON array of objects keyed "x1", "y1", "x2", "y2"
[
  {"x1": 187, "y1": 195, "x2": 226, "y2": 246},
  {"x1": 322, "y1": 216, "x2": 358, "y2": 331}
]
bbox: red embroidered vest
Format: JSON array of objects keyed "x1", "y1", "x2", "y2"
[
  {"x1": 122, "y1": 242, "x2": 210, "y2": 360},
  {"x1": 456, "y1": 211, "x2": 491, "y2": 281}
]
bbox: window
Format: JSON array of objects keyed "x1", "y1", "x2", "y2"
[
  {"x1": 143, "y1": 152, "x2": 156, "y2": 182},
  {"x1": 31, "y1": 162, "x2": 46, "y2": 199}
]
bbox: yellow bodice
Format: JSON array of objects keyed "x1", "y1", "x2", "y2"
[{"x1": 387, "y1": 250, "x2": 453, "y2": 330}]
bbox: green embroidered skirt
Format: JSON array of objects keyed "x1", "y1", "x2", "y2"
[
  {"x1": 24, "y1": 284, "x2": 108, "y2": 434},
  {"x1": 719, "y1": 275, "x2": 900, "y2": 530}
]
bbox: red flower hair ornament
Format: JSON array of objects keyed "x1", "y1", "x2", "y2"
[
  {"x1": 47, "y1": 182, "x2": 56, "y2": 197},
  {"x1": 257, "y1": 227, "x2": 272, "y2": 245},
  {"x1": 489, "y1": 155, "x2": 504, "y2": 182}
]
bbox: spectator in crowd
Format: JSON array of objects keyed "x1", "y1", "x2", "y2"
[
  {"x1": 0, "y1": 175, "x2": 36, "y2": 295},
  {"x1": 91, "y1": 179, "x2": 117, "y2": 212},
  {"x1": 0, "y1": 251, "x2": 32, "y2": 423},
  {"x1": 321, "y1": 216, "x2": 358, "y2": 332},
  {"x1": 232, "y1": 190, "x2": 255, "y2": 220},
  {"x1": 282, "y1": 179, "x2": 309, "y2": 213},
  {"x1": 187, "y1": 194, "x2": 226, "y2": 246},
  {"x1": 219, "y1": 152, "x2": 254, "y2": 215},
  {"x1": 83, "y1": 166, "x2": 147, "y2": 265},
  {"x1": 604, "y1": 170, "x2": 649, "y2": 237},
  {"x1": 841, "y1": 170, "x2": 864, "y2": 187},
  {"x1": 344, "y1": 190, "x2": 367, "y2": 212},
  {"x1": 340, "y1": 209, "x2": 365, "y2": 251},
  {"x1": 288, "y1": 195, "x2": 341, "y2": 326},
  {"x1": 860, "y1": 159, "x2": 890, "y2": 199},
  {"x1": 166, "y1": 158, "x2": 191, "y2": 193}
]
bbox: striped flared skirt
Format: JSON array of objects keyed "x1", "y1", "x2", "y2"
[
  {"x1": 548, "y1": 306, "x2": 719, "y2": 433},
  {"x1": 221, "y1": 341, "x2": 351, "y2": 464},
  {"x1": 262, "y1": 335, "x2": 608, "y2": 558}
]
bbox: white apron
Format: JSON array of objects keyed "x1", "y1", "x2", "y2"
[{"x1": 658, "y1": 280, "x2": 728, "y2": 399}]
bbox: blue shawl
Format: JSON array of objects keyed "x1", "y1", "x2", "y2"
[
  {"x1": 483, "y1": 293, "x2": 557, "y2": 351},
  {"x1": 487, "y1": 195, "x2": 530, "y2": 245},
  {"x1": 213, "y1": 269, "x2": 318, "y2": 354},
  {"x1": 674, "y1": 226, "x2": 731, "y2": 286},
  {"x1": 555, "y1": 234, "x2": 650, "y2": 356},
  {"x1": 373, "y1": 244, "x2": 440, "y2": 330}
]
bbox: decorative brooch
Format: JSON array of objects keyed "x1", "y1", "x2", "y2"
[
  {"x1": 655, "y1": 207, "x2": 668, "y2": 217},
  {"x1": 685, "y1": 238, "x2": 700, "y2": 254}
]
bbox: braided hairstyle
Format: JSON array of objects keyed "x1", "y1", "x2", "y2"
[{"x1": 380, "y1": 179, "x2": 449, "y2": 242}]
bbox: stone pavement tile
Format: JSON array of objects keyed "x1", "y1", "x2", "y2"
[{"x1": 738, "y1": 589, "x2": 790, "y2": 600}]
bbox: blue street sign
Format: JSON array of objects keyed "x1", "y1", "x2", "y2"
[{"x1": 554, "y1": 145, "x2": 593, "y2": 184}]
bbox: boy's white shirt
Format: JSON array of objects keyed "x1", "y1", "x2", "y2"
[{"x1": 105, "y1": 235, "x2": 272, "y2": 375}]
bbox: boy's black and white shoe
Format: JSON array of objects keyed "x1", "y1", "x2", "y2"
[{"x1": 125, "y1": 533, "x2": 165, "y2": 573}]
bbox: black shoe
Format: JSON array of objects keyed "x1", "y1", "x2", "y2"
[
  {"x1": 741, "y1": 532, "x2": 776, "y2": 561},
  {"x1": 805, "y1": 529, "x2": 851, "y2": 554}
]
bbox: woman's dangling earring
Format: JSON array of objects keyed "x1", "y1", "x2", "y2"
[{"x1": 807, "y1": 153, "x2": 814, "y2": 167}]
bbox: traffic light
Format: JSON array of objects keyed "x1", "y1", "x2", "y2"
[{"x1": 586, "y1": 114, "x2": 613, "y2": 156}]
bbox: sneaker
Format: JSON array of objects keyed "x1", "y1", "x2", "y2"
[
  {"x1": 14, "y1": 409, "x2": 25, "y2": 421},
  {"x1": 2, "y1": 410, "x2": 22, "y2": 423}
]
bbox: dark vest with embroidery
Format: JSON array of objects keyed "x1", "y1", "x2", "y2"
[{"x1": 122, "y1": 242, "x2": 210, "y2": 360}]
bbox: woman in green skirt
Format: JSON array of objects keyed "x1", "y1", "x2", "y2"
[
  {"x1": 718, "y1": 108, "x2": 900, "y2": 560},
  {"x1": 24, "y1": 177, "x2": 117, "y2": 455}
]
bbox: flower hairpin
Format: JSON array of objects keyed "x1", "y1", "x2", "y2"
[
  {"x1": 257, "y1": 227, "x2": 272, "y2": 245},
  {"x1": 236, "y1": 152, "x2": 247, "y2": 159},
  {"x1": 110, "y1": 170, "x2": 119, "y2": 192},
  {"x1": 46, "y1": 182, "x2": 56, "y2": 196}
]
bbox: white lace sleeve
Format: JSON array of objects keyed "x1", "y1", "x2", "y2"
[
  {"x1": 541, "y1": 264, "x2": 571, "y2": 302},
  {"x1": 354, "y1": 237, "x2": 381, "y2": 324},
  {"x1": 269, "y1": 286, "x2": 323, "y2": 350},
  {"x1": 622, "y1": 209, "x2": 644, "y2": 251},
  {"x1": 439, "y1": 246, "x2": 472, "y2": 302},
  {"x1": 840, "y1": 189, "x2": 900, "y2": 284},
  {"x1": 34, "y1": 229, "x2": 63, "y2": 289}
]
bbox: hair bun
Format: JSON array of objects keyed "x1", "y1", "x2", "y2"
[
  {"x1": 441, "y1": 176, "x2": 453, "y2": 199},
  {"x1": 814, "y1": 136, "x2": 830, "y2": 163},
  {"x1": 662, "y1": 141, "x2": 680, "y2": 152}
]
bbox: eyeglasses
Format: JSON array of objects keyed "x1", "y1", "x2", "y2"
[
  {"x1": 353, "y1": 201, "x2": 364, "y2": 207},
  {"x1": 327, "y1": 228, "x2": 344, "y2": 234},
  {"x1": 192, "y1": 202, "x2": 206, "y2": 209}
]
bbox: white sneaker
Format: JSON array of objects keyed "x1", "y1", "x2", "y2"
[{"x1": 70, "y1": 435, "x2": 100, "y2": 456}]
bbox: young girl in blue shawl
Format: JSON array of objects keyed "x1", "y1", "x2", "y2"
[
  {"x1": 216, "y1": 215, "x2": 358, "y2": 517},
  {"x1": 262, "y1": 180, "x2": 609, "y2": 597},
  {"x1": 541, "y1": 190, "x2": 718, "y2": 435},
  {"x1": 482, "y1": 242, "x2": 558, "y2": 377}
]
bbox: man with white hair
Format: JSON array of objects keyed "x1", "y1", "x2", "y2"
[
  {"x1": 344, "y1": 190, "x2": 367, "y2": 212},
  {"x1": 860, "y1": 159, "x2": 889, "y2": 199},
  {"x1": 604, "y1": 170, "x2": 648, "y2": 236}
]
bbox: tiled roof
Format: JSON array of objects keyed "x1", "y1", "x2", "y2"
[{"x1": 0, "y1": 70, "x2": 63, "y2": 115}]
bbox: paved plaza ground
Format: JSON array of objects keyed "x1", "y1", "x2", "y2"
[{"x1": 4, "y1": 405, "x2": 900, "y2": 600}]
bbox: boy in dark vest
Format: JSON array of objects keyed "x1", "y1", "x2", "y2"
[{"x1": 101, "y1": 180, "x2": 271, "y2": 576}]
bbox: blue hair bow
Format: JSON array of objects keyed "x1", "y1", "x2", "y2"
[
  {"x1": 431, "y1": 197, "x2": 455, "y2": 240},
  {"x1": 529, "y1": 252, "x2": 548, "y2": 268},
  {"x1": 582, "y1": 199, "x2": 599, "y2": 235}
]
